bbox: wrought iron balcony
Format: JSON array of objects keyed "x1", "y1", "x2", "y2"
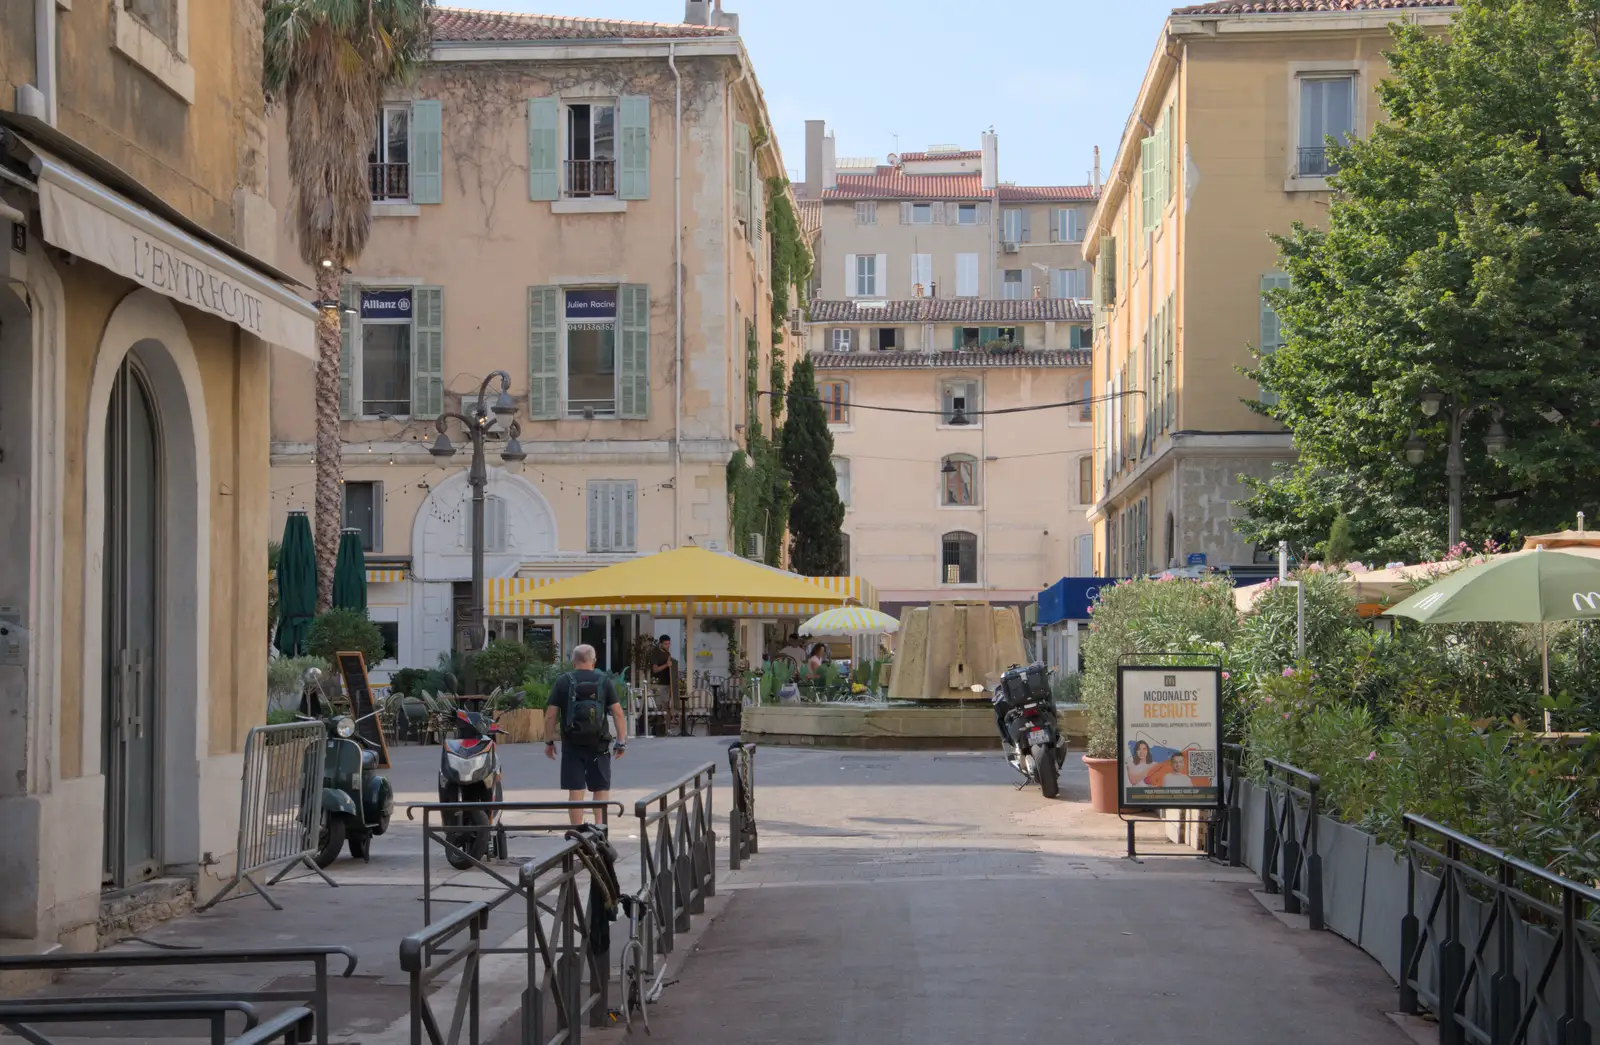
[
  {"x1": 565, "y1": 159, "x2": 617, "y2": 198},
  {"x1": 1297, "y1": 147, "x2": 1339, "y2": 178},
  {"x1": 369, "y1": 162, "x2": 410, "y2": 202}
]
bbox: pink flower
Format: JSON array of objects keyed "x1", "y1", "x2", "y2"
[
  {"x1": 1282, "y1": 667, "x2": 1296, "y2": 677},
  {"x1": 1221, "y1": 671, "x2": 1231, "y2": 680},
  {"x1": 1283, "y1": 712, "x2": 1291, "y2": 720},
  {"x1": 1365, "y1": 751, "x2": 1378, "y2": 762}
]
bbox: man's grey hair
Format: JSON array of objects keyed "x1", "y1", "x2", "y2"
[{"x1": 572, "y1": 644, "x2": 598, "y2": 666}]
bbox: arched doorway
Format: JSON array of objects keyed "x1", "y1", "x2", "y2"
[{"x1": 102, "y1": 356, "x2": 162, "y2": 887}]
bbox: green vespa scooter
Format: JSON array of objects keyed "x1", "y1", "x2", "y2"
[{"x1": 299, "y1": 668, "x2": 394, "y2": 866}]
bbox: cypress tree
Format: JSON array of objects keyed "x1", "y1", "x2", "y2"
[{"x1": 781, "y1": 357, "x2": 845, "y2": 575}]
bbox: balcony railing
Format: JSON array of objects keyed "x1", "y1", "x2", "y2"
[
  {"x1": 1297, "y1": 147, "x2": 1339, "y2": 178},
  {"x1": 370, "y1": 162, "x2": 410, "y2": 202},
  {"x1": 564, "y1": 158, "x2": 616, "y2": 198}
]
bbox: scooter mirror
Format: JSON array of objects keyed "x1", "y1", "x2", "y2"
[{"x1": 970, "y1": 684, "x2": 985, "y2": 693}]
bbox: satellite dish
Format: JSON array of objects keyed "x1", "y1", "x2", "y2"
[{"x1": 887, "y1": 152, "x2": 900, "y2": 166}]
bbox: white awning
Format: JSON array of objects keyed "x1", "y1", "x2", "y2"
[{"x1": 33, "y1": 152, "x2": 316, "y2": 357}]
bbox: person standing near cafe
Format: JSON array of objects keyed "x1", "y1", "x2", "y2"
[{"x1": 544, "y1": 644, "x2": 627, "y2": 826}]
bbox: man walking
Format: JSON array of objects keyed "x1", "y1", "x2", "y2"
[{"x1": 544, "y1": 644, "x2": 627, "y2": 825}]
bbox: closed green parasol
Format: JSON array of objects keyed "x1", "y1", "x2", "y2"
[
  {"x1": 1385, "y1": 547, "x2": 1600, "y2": 728},
  {"x1": 332, "y1": 528, "x2": 368, "y2": 616},
  {"x1": 274, "y1": 510, "x2": 317, "y2": 656}
]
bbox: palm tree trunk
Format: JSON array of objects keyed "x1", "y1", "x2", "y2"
[{"x1": 313, "y1": 258, "x2": 345, "y2": 612}]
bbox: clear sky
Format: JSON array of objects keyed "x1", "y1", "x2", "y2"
[{"x1": 465, "y1": 0, "x2": 1182, "y2": 187}]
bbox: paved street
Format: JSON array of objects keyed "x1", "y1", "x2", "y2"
[{"x1": 630, "y1": 745, "x2": 1411, "y2": 1045}]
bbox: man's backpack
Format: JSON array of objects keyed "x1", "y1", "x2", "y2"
[{"x1": 562, "y1": 674, "x2": 608, "y2": 745}]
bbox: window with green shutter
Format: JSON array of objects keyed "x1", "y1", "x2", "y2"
[
  {"x1": 1165, "y1": 292, "x2": 1177, "y2": 426},
  {"x1": 1099, "y1": 235, "x2": 1118, "y2": 305},
  {"x1": 1140, "y1": 137, "x2": 1156, "y2": 232},
  {"x1": 527, "y1": 286, "x2": 561, "y2": 419},
  {"x1": 618, "y1": 284, "x2": 650, "y2": 419},
  {"x1": 410, "y1": 100, "x2": 443, "y2": 204},
  {"x1": 734, "y1": 122, "x2": 751, "y2": 225},
  {"x1": 412, "y1": 286, "x2": 445, "y2": 419},
  {"x1": 1259, "y1": 274, "x2": 1292, "y2": 406},
  {"x1": 339, "y1": 282, "x2": 356, "y2": 419},
  {"x1": 618, "y1": 95, "x2": 650, "y2": 200},
  {"x1": 527, "y1": 97, "x2": 560, "y2": 201}
]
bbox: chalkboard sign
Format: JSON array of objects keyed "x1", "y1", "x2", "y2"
[{"x1": 337, "y1": 651, "x2": 391, "y2": 768}]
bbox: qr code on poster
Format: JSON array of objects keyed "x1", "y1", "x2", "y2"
[{"x1": 1186, "y1": 749, "x2": 1217, "y2": 777}]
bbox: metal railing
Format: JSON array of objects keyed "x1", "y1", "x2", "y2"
[
  {"x1": 202, "y1": 721, "x2": 333, "y2": 911},
  {"x1": 635, "y1": 763, "x2": 717, "y2": 969},
  {"x1": 1205, "y1": 742, "x2": 1245, "y2": 868},
  {"x1": 0, "y1": 947, "x2": 355, "y2": 1045},
  {"x1": 728, "y1": 742, "x2": 758, "y2": 870},
  {"x1": 1261, "y1": 758, "x2": 1324, "y2": 930},
  {"x1": 408, "y1": 800, "x2": 622, "y2": 952},
  {"x1": 564, "y1": 159, "x2": 615, "y2": 197},
  {"x1": 520, "y1": 839, "x2": 618, "y2": 1044},
  {"x1": 1401, "y1": 814, "x2": 1600, "y2": 1045},
  {"x1": 371, "y1": 161, "x2": 410, "y2": 201},
  {"x1": 399, "y1": 903, "x2": 488, "y2": 1045},
  {"x1": 1297, "y1": 146, "x2": 1338, "y2": 178}
]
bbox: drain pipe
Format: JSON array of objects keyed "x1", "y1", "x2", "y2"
[
  {"x1": 33, "y1": 0, "x2": 58, "y2": 124},
  {"x1": 670, "y1": 42, "x2": 683, "y2": 548}
]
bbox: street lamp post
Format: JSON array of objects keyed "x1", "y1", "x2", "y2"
[
  {"x1": 428, "y1": 370, "x2": 528, "y2": 693},
  {"x1": 1404, "y1": 389, "x2": 1506, "y2": 550}
]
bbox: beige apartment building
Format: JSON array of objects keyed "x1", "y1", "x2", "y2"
[
  {"x1": 1084, "y1": 0, "x2": 1456, "y2": 579},
  {"x1": 794, "y1": 126, "x2": 1100, "y2": 609},
  {"x1": 268, "y1": 3, "x2": 789, "y2": 677},
  {"x1": 1, "y1": 0, "x2": 312, "y2": 944}
]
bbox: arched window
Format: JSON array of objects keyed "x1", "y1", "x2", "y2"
[
  {"x1": 941, "y1": 531, "x2": 977, "y2": 585},
  {"x1": 941, "y1": 454, "x2": 978, "y2": 506}
]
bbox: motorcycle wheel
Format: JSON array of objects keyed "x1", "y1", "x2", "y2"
[
  {"x1": 1034, "y1": 744, "x2": 1060, "y2": 799},
  {"x1": 348, "y1": 831, "x2": 371, "y2": 861},
  {"x1": 446, "y1": 810, "x2": 491, "y2": 870},
  {"x1": 313, "y1": 815, "x2": 347, "y2": 868}
]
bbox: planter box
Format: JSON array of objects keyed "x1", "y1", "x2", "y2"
[
  {"x1": 1359, "y1": 842, "x2": 1409, "y2": 982},
  {"x1": 1318, "y1": 815, "x2": 1371, "y2": 945},
  {"x1": 1239, "y1": 778, "x2": 1265, "y2": 874},
  {"x1": 494, "y1": 707, "x2": 545, "y2": 744}
]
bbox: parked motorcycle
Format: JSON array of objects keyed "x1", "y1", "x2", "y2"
[
  {"x1": 299, "y1": 669, "x2": 394, "y2": 867},
  {"x1": 988, "y1": 663, "x2": 1067, "y2": 799},
  {"x1": 438, "y1": 708, "x2": 509, "y2": 870}
]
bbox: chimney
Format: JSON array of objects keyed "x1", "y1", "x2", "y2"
[
  {"x1": 684, "y1": 0, "x2": 709, "y2": 25},
  {"x1": 929, "y1": 280, "x2": 938, "y2": 298},
  {"x1": 805, "y1": 120, "x2": 825, "y2": 200},
  {"x1": 1093, "y1": 146, "x2": 1102, "y2": 192},
  {"x1": 980, "y1": 129, "x2": 998, "y2": 191},
  {"x1": 712, "y1": 0, "x2": 739, "y2": 32},
  {"x1": 823, "y1": 132, "x2": 837, "y2": 191}
]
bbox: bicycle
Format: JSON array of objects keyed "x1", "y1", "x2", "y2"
[{"x1": 615, "y1": 891, "x2": 655, "y2": 1033}]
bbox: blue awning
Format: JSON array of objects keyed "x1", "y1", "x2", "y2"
[{"x1": 1037, "y1": 577, "x2": 1115, "y2": 625}]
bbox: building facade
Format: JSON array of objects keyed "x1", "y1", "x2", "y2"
[
  {"x1": 795, "y1": 122, "x2": 1100, "y2": 611},
  {"x1": 268, "y1": 5, "x2": 791, "y2": 678},
  {"x1": 0, "y1": 0, "x2": 313, "y2": 945},
  {"x1": 1083, "y1": 0, "x2": 1456, "y2": 579}
]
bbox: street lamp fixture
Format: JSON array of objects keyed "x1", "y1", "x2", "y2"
[
  {"x1": 1483, "y1": 409, "x2": 1508, "y2": 457},
  {"x1": 1404, "y1": 432, "x2": 1426, "y2": 466},
  {"x1": 427, "y1": 369, "x2": 524, "y2": 690},
  {"x1": 948, "y1": 405, "x2": 971, "y2": 426},
  {"x1": 1405, "y1": 390, "x2": 1507, "y2": 549},
  {"x1": 1419, "y1": 388, "x2": 1445, "y2": 418}
]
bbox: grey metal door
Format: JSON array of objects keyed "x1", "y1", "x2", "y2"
[{"x1": 102, "y1": 357, "x2": 160, "y2": 887}]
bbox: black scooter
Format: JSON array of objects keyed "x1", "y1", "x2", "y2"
[
  {"x1": 299, "y1": 668, "x2": 394, "y2": 867},
  {"x1": 438, "y1": 709, "x2": 509, "y2": 870},
  {"x1": 990, "y1": 663, "x2": 1067, "y2": 799}
]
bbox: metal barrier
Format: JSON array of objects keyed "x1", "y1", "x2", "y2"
[
  {"x1": 635, "y1": 763, "x2": 717, "y2": 967},
  {"x1": 1401, "y1": 814, "x2": 1600, "y2": 1045},
  {"x1": 202, "y1": 721, "x2": 333, "y2": 911},
  {"x1": 1261, "y1": 758, "x2": 1324, "y2": 930},
  {"x1": 0, "y1": 947, "x2": 354, "y2": 1045},
  {"x1": 1204, "y1": 743, "x2": 1245, "y2": 868},
  {"x1": 399, "y1": 902, "x2": 488, "y2": 1045},
  {"x1": 520, "y1": 840, "x2": 616, "y2": 1044},
  {"x1": 408, "y1": 800, "x2": 622, "y2": 953},
  {"x1": 728, "y1": 741, "x2": 758, "y2": 870}
]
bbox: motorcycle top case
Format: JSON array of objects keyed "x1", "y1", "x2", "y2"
[
  {"x1": 1024, "y1": 664, "x2": 1051, "y2": 701},
  {"x1": 1000, "y1": 668, "x2": 1030, "y2": 705}
]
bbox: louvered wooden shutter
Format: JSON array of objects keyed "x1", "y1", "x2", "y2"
[
  {"x1": 734, "y1": 122, "x2": 751, "y2": 223},
  {"x1": 618, "y1": 284, "x2": 650, "y2": 419},
  {"x1": 412, "y1": 286, "x2": 444, "y2": 419},
  {"x1": 527, "y1": 286, "x2": 561, "y2": 419},
  {"x1": 618, "y1": 94, "x2": 651, "y2": 200},
  {"x1": 1259, "y1": 274, "x2": 1291, "y2": 406},
  {"x1": 339, "y1": 282, "x2": 356, "y2": 419},
  {"x1": 527, "y1": 97, "x2": 560, "y2": 201},
  {"x1": 410, "y1": 101, "x2": 443, "y2": 204}
]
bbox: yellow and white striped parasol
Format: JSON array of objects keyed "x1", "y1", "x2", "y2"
[{"x1": 799, "y1": 606, "x2": 900, "y2": 637}]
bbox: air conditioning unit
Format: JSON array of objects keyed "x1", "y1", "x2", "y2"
[
  {"x1": 1003, "y1": 241, "x2": 1020, "y2": 254},
  {"x1": 746, "y1": 532, "x2": 765, "y2": 560}
]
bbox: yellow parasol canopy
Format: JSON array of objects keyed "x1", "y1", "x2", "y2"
[{"x1": 520, "y1": 546, "x2": 854, "y2": 611}]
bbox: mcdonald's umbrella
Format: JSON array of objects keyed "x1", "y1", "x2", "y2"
[
  {"x1": 332, "y1": 529, "x2": 368, "y2": 615},
  {"x1": 1385, "y1": 547, "x2": 1600, "y2": 723},
  {"x1": 799, "y1": 606, "x2": 900, "y2": 637},
  {"x1": 274, "y1": 510, "x2": 317, "y2": 656},
  {"x1": 522, "y1": 546, "x2": 853, "y2": 610}
]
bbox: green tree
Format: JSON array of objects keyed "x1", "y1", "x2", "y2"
[
  {"x1": 1243, "y1": 0, "x2": 1600, "y2": 560},
  {"x1": 781, "y1": 357, "x2": 844, "y2": 575},
  {"x1": 263, "y1": 0, "x2": 434, "y2": 610},
  {"x1": 1324, "y1": 512, "x2": 1356, "y2": 566}
]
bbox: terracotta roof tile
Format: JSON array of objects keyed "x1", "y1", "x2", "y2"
[
  {"x1": 795, "y1": 198, "x2": 822, "y2": 239},
  {"x1": 897, "y1": 150, "x2": 981, "y2": 161},
  {"x1": 432, "y1": 7, "x2": 732, "y2": 42},
  {"x1": 809, "y1": 299, "x2": 1092, "y2": 323},
  {"x1": 822, "y1": 170, "x2": 988, "y2": 201},
  {"x1": 1173, "y1": 0, "x2": 1454, "y2": 13},
  {"x1": 812, "y1": 350, "x2": 1091, "y2": 370}
]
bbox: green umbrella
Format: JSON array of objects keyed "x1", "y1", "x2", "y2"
[
  {"x1": 332, "y1": 528, "x2": 368, "y2": 616},
  {"x1": 1385, "y1": 547, "x2": 1600, "y2": 728},
  {"x1": 275, "y1": 510, "x2": 317, "y2": 657}
]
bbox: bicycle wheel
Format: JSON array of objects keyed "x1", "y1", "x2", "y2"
[{"x1": 620, "y1": 938, "x2": 648, "y2": 1033}]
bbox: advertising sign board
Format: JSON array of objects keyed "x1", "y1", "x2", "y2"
[{"x1": 1116, "y1": 665, "x2": 1223, "y2": 810}]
